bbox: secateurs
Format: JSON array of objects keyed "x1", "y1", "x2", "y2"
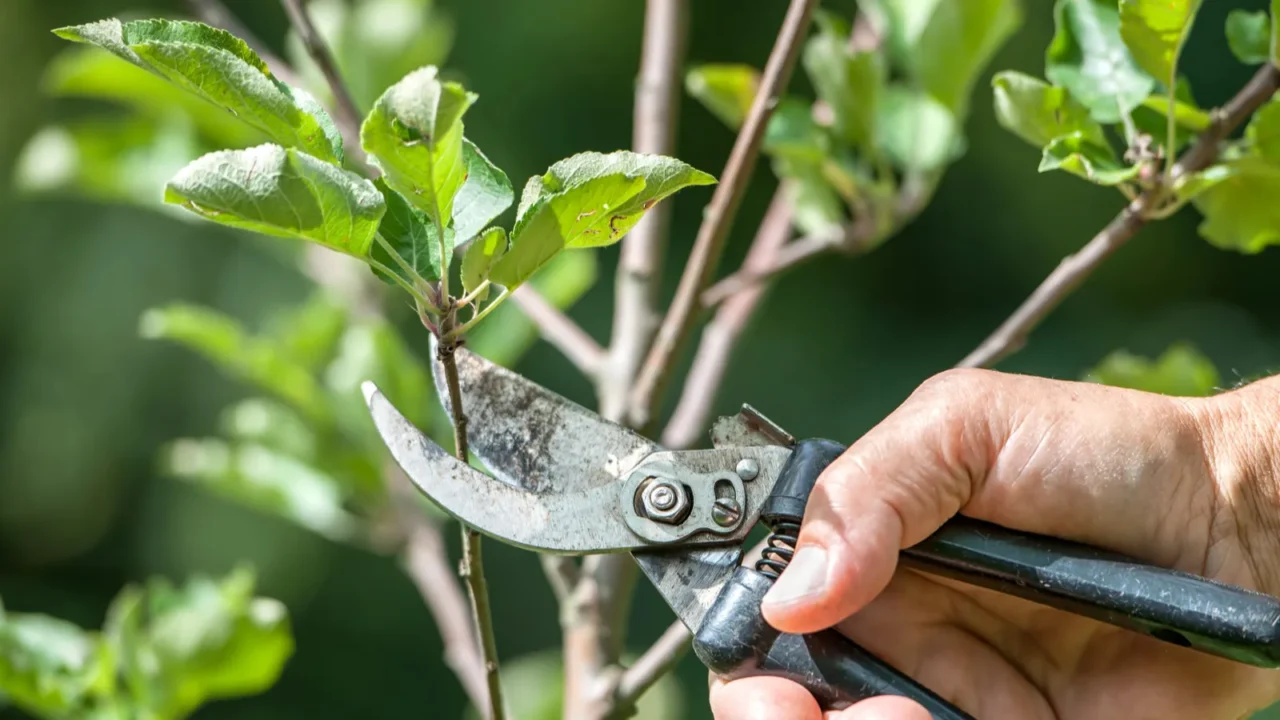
[{"x1": 362, "y1": 346, "x2": 1280, "y2": 720}]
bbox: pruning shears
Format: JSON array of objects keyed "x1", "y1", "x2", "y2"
[{"x1": 362, "y1": 346, "x2": 1280, "y2": 719}]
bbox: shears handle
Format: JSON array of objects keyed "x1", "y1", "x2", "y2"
[{"x1": 694, "y1": 438, "x2": 1280, "y2": 718}]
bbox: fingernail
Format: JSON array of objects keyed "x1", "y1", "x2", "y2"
[{"x1": 762, "y1": 546, "x2": 828, "y2": 609}]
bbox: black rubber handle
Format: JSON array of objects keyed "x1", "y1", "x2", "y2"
[
  {"x1": 902, "y1": 516, "x2": 1280, "y2": 667},
  {"x1": 694, "y1": 566, "x2": 973, "y2": 719}
]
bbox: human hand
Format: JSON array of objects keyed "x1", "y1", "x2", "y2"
[{"x1": 710, "y1": 369, "x2": 1280, "y2": 719}]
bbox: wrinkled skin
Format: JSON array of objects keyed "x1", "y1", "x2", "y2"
[{"x1": 709, "y1": 369, "x2": 1280, "y2": 720}]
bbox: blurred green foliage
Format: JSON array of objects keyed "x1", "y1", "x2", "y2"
[{"x1": 2, "y1": 0, "x2": 1280, "y2": 718}]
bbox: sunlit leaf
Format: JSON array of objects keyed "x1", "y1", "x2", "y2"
[
  {"x1": 263, "y1": 290, "x2": 349, "y2": 372},
  {"x1": 461, "y1": 227, "x2": 509, "y2": 301},
  {"x1": 1190, "y1": 155, "x2": 1280, "y2": 253},
  {"x1": 1225, "y1": 9, "x2": 1271, "y2": 65},
  {"x1": 489, "y1": 151, "x2": 714, "y2": 288},
  {"x1": 161, "y1": 438, "x2": 358, "y2": 541},
  {"x1": 1039, "y1": 132, "x2": 1138, "y2": 185},
  {"x1": 685, "y1": 64, "x2": 760, "y2": 130},
  {"x1": 0, "y1": 606, "x2": 112, "y2": 717},
  {"x1": 453, "y1": 140, "x2": 514, "y2": 244},
  {"x1": 140, "y1": 303, "x2": 330, "y2": 422},
  {"x1": 1083, "y1": 342, "x2": 1221, "y2": 396},
  {"x1": 991, "y1": 71, "x2": 1107, "y2": 148},
  {"x1": 1118, "y1": 0, "x2": 1203, "y2": 85},
  {"x1": 803, "y1": 17, "x2": 885, "y2": 149},
  {"x1": 218, "y1": 398, "x2": 320, "y2": 463},
  {"x1": 54, "y1": 18, "x2": 342, "y2": 162},
  {"x1": 164, "y1": 144, "x2": 385, "y2": 259},
  {"x1": 1046, "y1": 0, "x2": 1155, "y2": 123},
  {"x1": 360, "y1": 65, "x2": 476, "y2": 229},
  {"x1": 1247, "y1": 95, "x2": 1280, "y2": 163},
  {"x1": 875, "y1": 87, "x2": 961, "y2": 172}
]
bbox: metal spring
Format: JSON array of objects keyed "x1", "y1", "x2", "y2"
[{"x1": 755, "y1": 520, "x2": 800, "y2": 580}]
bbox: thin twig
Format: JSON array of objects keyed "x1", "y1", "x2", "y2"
[
  {"x1": 278, "y1": 0, "x2": 368, "y2": 168},
  {"x1": 627, "y1": 0, "x2": 818, "y2": 431},
  {"x1": 540, "y1": 555, "x2": 580, "y2": 607},
  {"x1": 959, "y1": 63, "x2": 1280, "y2": 369},
  {"x1": 511, "y1": 287, "x2": 606, "y2": 378},
  {"x1": 663, "y1": 191, "x2": 794, "y2": 450},
  {"x1": 387, "y1": 468, "x2": 488, "y2": 710},
  {"x1": 699, "y1": 230, "x2": 829, "y2": 308},
  {"x1": 437, "y1": 335, "x2": 507, "y2": 720}
]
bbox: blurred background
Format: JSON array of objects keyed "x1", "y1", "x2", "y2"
[{"x1": 2, "y1": 0, "x2": 1279, "y2": 718}]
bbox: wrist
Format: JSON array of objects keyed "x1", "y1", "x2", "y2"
[{"x1": 1186, "y1": 375, "x2": 1280, "y2": 595}]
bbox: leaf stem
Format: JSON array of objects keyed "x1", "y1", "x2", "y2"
[
  {"x1": 447, "y1": 287, "x2": 514, "y2": 339},
  {"x1": 458, "y1": 281, "x2": 492, "y2": 308},
  {"x1": 436, "y1": 330, "x2": 506, "y2": 720},
  {"x1": 368, "y1": 255, "x2": 432, "y2": 310}
]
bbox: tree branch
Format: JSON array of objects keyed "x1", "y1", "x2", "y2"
[
  {"x1": 627, "y1": 0, "x2": 819, "y2": 431},
  {"x1": 959, "y1": 62, "x2": 1280, "y2": 369},
  {"x1": 278, "y1": 0, "x2": 368, "y2": 168},
  {"x1": 698, "y1": 228, "x2": 828, "y2": 308},
  {"x1": 663, "y1": 190, "x2": 794, "y2": 449},
  {"x1": 511, "y1": 287, "x2": 606, "y2": 378},
  {"x1": 437, "y1": 333, "x2": 507, "y2": 720}
]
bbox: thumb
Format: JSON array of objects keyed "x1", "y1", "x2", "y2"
[{"x1": 761, "y1": 370, "x2": 1003, "y2": 634}]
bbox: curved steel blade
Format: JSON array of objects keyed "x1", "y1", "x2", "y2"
[
  {"x1": 431, "y1": 341, "x2": 658, "y2": 493},
  {"x1": 365, "y1": 380, "x2": 636, "y2": 553}
]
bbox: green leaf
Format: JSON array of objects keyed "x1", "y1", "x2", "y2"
[
  {"x1": 1119, "y1": 0, "x2": 1203, "y2": 85},
  {"x1": 324, "y1": 319, "x2": 433, "y2": 455},
  {"x1": 1172, "y1": 163, "x2": 1237, "y2": 202},
  {"x1": 763, "y1": 98, "x2": 829, "y2": 161},
  {"x1": 162, "y1": 438, "x2": 358, "y2": 541},
  {"x1": 1046, "y1": 0, "x2": 1156, "y2": 123},
  {"x1": 468, "y1": 252, "x2": 597, "y2": 368},
  {"x1": 54, "y1": 18, "x2": 342, "y2": 162},
  {"x1": 360, "y1": 65, "x2": 477, "y2": 225},
  {"x1": 1083, "y1": 343, "x2": 1221, "y2": 396},
  {"x1": 371, "y1": 178, "x2": 449, "y2": 285},
  {"x1": 685, "y1": 64, "x2": 760, "y2": 130},
  {"x1": 1247, "y1": 96, "x2": 1280, "y2": 163},
  {"x1": 164, "y1": 144, "x2": 385, "y2": 259},
  {"x1": 1190, "y1": 155, "x2": 1280, "y2": 253},
  {"x1": 875, "y1": 87, "x2": 961, "y2": 172},
  {"x1": 453, "y1": 140, "x2": 514, "y2": 243},
  {"x1": 140, "y1": 303, "x2": 330, "y2": 421},
  {"x1": 461, "y1": 227, "x2": 509, "y2": 301},
  {"x1": 263, "y1": 291, "x2": 349, "y2": 372},
  {"x1": 1226, "y1": 10, "x2": 1271, "y2": 65},
  {"x1": 15, "y1": 114, "x2": 201, "y2": 211},
  {"x1": 489, "y1": 151, "x2": 715, "y2": 288},
  {"x1": 802, "y1": 20, "x2": 885, "y2": 149},
  {"x1": 860, "y1": 0, "x2": 1022, "y2": 114},
  {"x1": 991, "y1": 71, "x2": 1107, "y2": 148},
  {"x1": 1039, "y1": 132, "x2": 1138, "y2": 185},
  {"x1": 110, "y1": 567, "x2": 293, "y2": 719},
  {"x1": 219, "y1": 398, "x2": 320, "y2": 463},
  {"x1": 0, "y1": 607, "x2": 112, "y2": 717},
  {"x1": 43, "y1": 45, "x2": 263, "y2": 148}
]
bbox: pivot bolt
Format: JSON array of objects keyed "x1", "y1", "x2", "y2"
[
  {"x1": 735, "y1": 458, "x2": 759, "y2": 481},
  {"x1": 712, "y1": 497, "x2": 742, "y2": 527},
  {"x1": 638, "y1": 479, "x2": 691, "y2": 525}
]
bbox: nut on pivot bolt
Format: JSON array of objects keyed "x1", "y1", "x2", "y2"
[{"x1": 638, "y1": 478, "x2": 691, "y2": 524}]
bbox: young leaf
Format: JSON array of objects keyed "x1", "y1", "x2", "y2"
[
  {"x1": 685, "y1": 64, "x2": 760, "y2": 130},
  {"x1": 875, "y1": 88, "x2": 961, "y2": 172},
  {"x1": 164, "y1": 144, "x2": 385, "y2": 259},
  {"x1": 0, "y1": 609, "x2": 111, "y2": 717},
  {"x1": 1118, "y1": 0, "x2": 1203, "y2": 85},
  {"x1": 371, "y1": 178, "x2": 449, "y2": 285},
  {"x1": 1046, "y1": 0, "x2": 1156, "y2": 123},
  {"x1": 1247, "y1": 96, "x2": 1280, "y2": 163},
  {"x1": 861, "y1": 0, "x2": 1022, "y2": 114},
  {"x1": 162, "y1": 438, "x2": 358, "y2": 541},
  {"x1": 1226, "y1": 10, "x2": 1271, "y2": 65},
  {"x1": 54, "y1": 19, "x2": 342, "y2": 162},
  {"x1": 1171, "y1": 163, "x2": 1236, "y2": 203},
  {"x1": 802, "y1": 21, "x2": 884, "y2": 149},
  {"x1": 991, "y1": 71, "x2": 1107, "y2": 148},
  {"x1": 488, "y1": 151, "x2": 715, "y2": 288},
  {"x1": 453, "y1": 140, "x2": 514, "y2": 244},
  {"x1": 1083, "y1": 343, "x2": 1220, "y2": 396},
  {"x1": 140, "y1": 303, "x2": 330, "y2": 421},
  {"x1": 1039, "y1": 133, "x2": 1139, "y2": 185},
  {"x1": 1191, "y1": 156, "x2": 1280, "y2": 253},
  {"x1": 461, "y1": 227, "x2": 509, "y2": 300},
  {"x1": 360, "y1": 66, "x2": 477, "y2": 225}
]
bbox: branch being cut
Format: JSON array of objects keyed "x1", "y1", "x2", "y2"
[
  {"x1": 960, "y1": 63, "x2": 1280, "y2": 369},
  {"x1": 627, "y1": 0, "x2": 819, "y2": 431}
]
